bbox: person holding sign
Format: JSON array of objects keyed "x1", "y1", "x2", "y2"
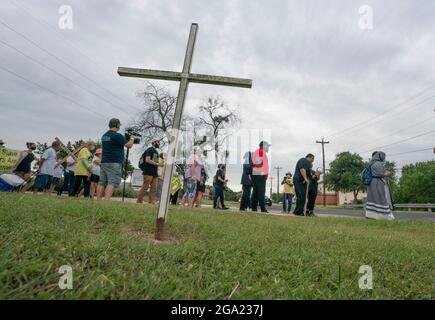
[{"x1": 33, "y1": 141, "x2": 61, "y2": 194}]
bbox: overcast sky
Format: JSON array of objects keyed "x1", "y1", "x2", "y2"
[{"x1": 1, "y1": 0, "x2": 434, "y2": 191}]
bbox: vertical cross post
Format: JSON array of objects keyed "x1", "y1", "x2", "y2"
[{"x1": 155, "y1": 24, "x2": 198, "y2": 240}]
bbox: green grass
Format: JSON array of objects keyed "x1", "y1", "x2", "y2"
[{"x1": 0, "y1": 193, "x2": 434, "y2": 300}]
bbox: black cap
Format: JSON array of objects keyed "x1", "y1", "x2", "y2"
[{"x1": 109, "y1": 118, "x2": 121, "y2": 128}]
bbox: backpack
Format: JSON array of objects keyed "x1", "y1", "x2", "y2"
[
  {"x1": 361, "y1": 166, "x2": 373, "y2": 186},
  {"x1": 138, "y1": 151, "x2": 146, "y2": 170}
]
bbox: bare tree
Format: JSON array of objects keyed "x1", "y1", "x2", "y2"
[
  {"x1": 198, "y1": 97, "x2": 240, "y2": 165},
  {"x1": 133, "y1": 86, "x2": 241, "y2": 170},
  {"x1": 133, "y1": 82, "x2": 176, "y2": 147}
]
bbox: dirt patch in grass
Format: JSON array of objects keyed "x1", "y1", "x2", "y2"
[{"x1": 121, "y1": 226, "x2": 178, "y2": 244}]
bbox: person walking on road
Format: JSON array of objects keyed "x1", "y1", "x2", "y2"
[{"x1": 365, "y1": 151, "x2": 395, "y2": 220}]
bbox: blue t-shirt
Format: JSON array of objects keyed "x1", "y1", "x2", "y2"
[{"x1": 101, "y1": 130, "x2": 128, "y2": 164}]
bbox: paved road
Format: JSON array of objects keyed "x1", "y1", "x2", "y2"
[
  {"x1": 267, "y1": 204, "x2": 435, "y2": 222},
  {"x1": 112, "y1": 198, "x2": 435, "y2": 222}
]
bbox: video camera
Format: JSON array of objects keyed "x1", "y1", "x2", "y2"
[{"x1": 125, "y1": 128, "x2": 142, "y2": 144}]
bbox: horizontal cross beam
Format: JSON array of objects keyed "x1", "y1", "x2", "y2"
[
  {"x1": 117, "y1": 67, "x2": 181, "y2": 82},
  {"x1": 117, "y1": 67, "x2": 252, "y2": 88},
  {"x1": 189, "y1": 73, "x2": 252, "y2": 88}
]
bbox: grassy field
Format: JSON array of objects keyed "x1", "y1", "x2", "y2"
[{"x1": 0, "y1": 193, "x2": 434, "y2": 300}]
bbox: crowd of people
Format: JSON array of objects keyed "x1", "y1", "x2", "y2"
[
  {"x1": 6, "y1": 117, "x2": 395, "y2": 220},
  {"x1": 7, "y1": 118, "x2": 230, "y2": 210},
  {"x1": 238, "y1": 143, "x2": 321, "y2": 216},
  {"x1": 10, "y1": 118, "x2": 135, "y2": 200}
]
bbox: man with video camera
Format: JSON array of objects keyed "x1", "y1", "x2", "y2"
[{"x1": 97, "y1": 118, "x2": 135, "y2": 200}]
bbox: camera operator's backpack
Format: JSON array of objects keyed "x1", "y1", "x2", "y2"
[{"x1": 360, "y1": 165, "x2": 373, "y2": 186}]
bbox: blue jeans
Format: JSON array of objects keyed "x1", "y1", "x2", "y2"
[
  {"x1": 213, "y1": 185, "x2": 225, "y2": 208},
  {"x1": 283, "y1": 193, "x2": 294, "y2": 213}
]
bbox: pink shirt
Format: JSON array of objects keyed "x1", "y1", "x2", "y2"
[
  {"x1": 252, "y1": 148, "x2": 269, "y2": 176},
  {"x1": 185, "y1": 154, "x2": 203, "y2": 181}
]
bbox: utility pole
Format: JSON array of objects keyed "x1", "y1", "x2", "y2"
[
  {"x1": 316, "y1": 138, "x2": 330, "y2": 207},
  {"x1": 274, "y1": 166, "x2": 283, "y2": 201},
  {"x1": 269, "y1": 177, "x2": 274, "y2": 199}
]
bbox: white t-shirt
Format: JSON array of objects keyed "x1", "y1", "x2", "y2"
[
  {"x1": 66, "y1": 155, "x2": 76, "y2": 173},
  {"x1": 53, "y1": 164, "x2": 64, "y2": 178},
  {"x1": 92, "y1": 156, "x2": 101, "y2": 176},
  {"x1": 39, "y1": 147, "x2": 57, "y2": 176}
]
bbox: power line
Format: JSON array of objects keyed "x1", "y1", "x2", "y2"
[
  {"x1": 0, "y1": 64, "x2": 108, "y2": 120},
  {"x1": 9, "y1": 0, "x2": 141, "y2": 112},
  {"x1": 354, "y1": 116, "x2": 435, "y2": 152},
  {"x1": 388, "y1": 148, "x2": 434, "y2": 157},
  {"x1": 360, "y1": 129, "x2": 435, "y2": 154},
  {"x1": 324, "y1": 87, "x2": 435, "y2": 140},
  {"x1": 334, "y1": 95, "x2": 435, "y2": 142},
  {"x1": 0, "y1": 17, "x2": 142, "y2": 115},
  {"x1": 0, "y1": 37, "x2": 133, "y2": 118}
]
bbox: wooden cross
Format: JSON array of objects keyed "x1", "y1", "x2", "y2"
[{"x1": 118, "y1": 23, "x2": 252, "y2": 240}]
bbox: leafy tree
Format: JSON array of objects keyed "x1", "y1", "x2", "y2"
[
  {"x1": 224, "y1": 187, "x2": 239, "y2": 202},
  {"x1": 324, "y1": 152, "x2": 365, "y2": 203},
  {"x1": 122, "y1": 159, "x2": 135, "y2": 180},
  {"x1": 35, "y1": 142, "x2": 50, "y2": 156},
  {"x1": 384, "y1": 160, "x2": 398, "y2": 192},
  {"x1": 394, "y1": 161, "x2": 435, "y2": 203}
]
